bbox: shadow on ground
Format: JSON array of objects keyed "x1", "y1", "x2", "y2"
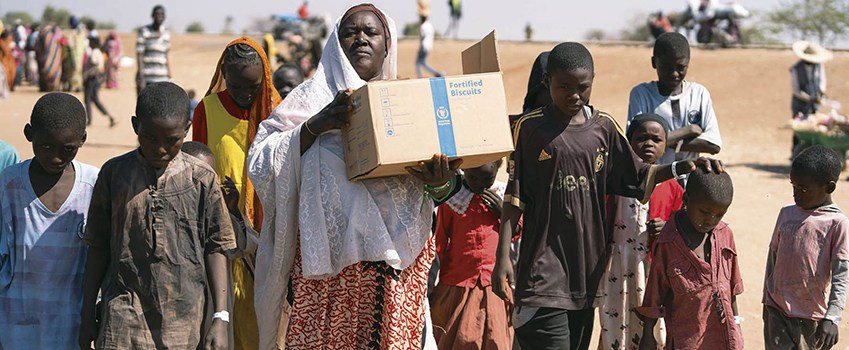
[{"x1": 728, "y1": 163, "x2": 791, "y2": 179}]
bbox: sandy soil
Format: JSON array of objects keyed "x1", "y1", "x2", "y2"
[{"x1": 3, "y1": 33, "x2": 849, "y2": 349}]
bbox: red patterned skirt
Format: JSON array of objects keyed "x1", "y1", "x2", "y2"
[{"x1": 286, "y1": 237, "x2": 436, "y2": 349}]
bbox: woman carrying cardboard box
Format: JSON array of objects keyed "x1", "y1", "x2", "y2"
[{"x1": 248, "y1": 4, "x2": 459, "y2": 350}]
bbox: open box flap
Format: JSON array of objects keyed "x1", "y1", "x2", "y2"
[{"x1": 462, "y1": 30, "x2": 501, "y2": 75}]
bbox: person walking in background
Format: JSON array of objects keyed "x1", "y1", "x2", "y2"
[
  {"x1": 789, "y1": 41, "x2": 832, "y2": 158},
  {"x1": 416, "y1": 13, "x2": 442, "y2": 78},
  {"x1": 25, "y1": 23, "x2": 39, "y2": 86},
  {"x1": 445, "y1": 0, "x2": 462, "y2": 39},
  {"x1": 0, "y1": 30, "x2": 15, "y2": 95},
  {"x1": 648, "y1": 11, "x2": 673, "y2": 39},
  {"x1": 298, "y1": 1, "x2": 310, "y2": 19},
  {"x1": 103, "y1": 31, "x2": 122, "y2": 89},
  {"x1": 64, "y1": 16, "x2": 87, "y2": 92},
  {"x1": 136, "y1": 5, "x2": 171, "y2": 95},
  {"x1": 82, "y1": 36, "x2": 115, "y2": 127},
  {"x1": 35, "y1": 24, "x2": 62, "y2": 92}
]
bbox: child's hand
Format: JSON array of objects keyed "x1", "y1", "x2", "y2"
[
  {"x1": 491, "y1": 258, "x2": 515, "y2": 301},
  {"x1": 481, "y1": 189, "x2": 503, "y2": 217},
  {"x1": 78, "y1": 316, "x2": 98, "y2": 350},
  {"x1": 646, "y1": 218, "x2": 665, "y2": 236},
  {"x1": 815, "y1": 319, "x2": 838, "y2": 350},
  {"x1": 685, "y1": 124, "x2": 704, "y2": 138},
  {"x1": 680, "y1": 157, "x2": 726, "y2": 175},
  {"x1": 203, "y1": 319, "x2": 228, "y2": 350},
  {"x1": 222, "y1": 176, "x2": 240, "y2": 215}
]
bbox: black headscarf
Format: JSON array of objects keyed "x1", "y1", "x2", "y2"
[
  {"x1": 522, "y1": 51, "x2": 549, "y2": 113},
  {"x1": 626, "y1": 113, "x2": 670, "y2": 140}
]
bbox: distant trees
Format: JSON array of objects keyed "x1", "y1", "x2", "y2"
[
  {"x1": 3, "y1": 11, "x2": 34, "y2": 25},
  {"x1": 186, "y1": 21, "x2": 205, "y2": 33},
  {"x1": 762, "y1": 0, "x2": 849, "y2": 45},
  {"x1": 1, "y1": 6, "x2": 115, "y2": 30},
  {"x1": 584, "y1": 29, "x2": 606, "y2": 41}
]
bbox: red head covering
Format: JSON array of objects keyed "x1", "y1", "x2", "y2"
[{"x1": 340, "y1": 3, "x2": 391, "y2": 50}]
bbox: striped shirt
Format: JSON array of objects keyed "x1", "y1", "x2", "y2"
[
  {"x1": 0, "y1": 159, "x2": 99, "y2": 349},
  {"x1": 136, "y1": 25, "x2": 171, "y2": 83}
]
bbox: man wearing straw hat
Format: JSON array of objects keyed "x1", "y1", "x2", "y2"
[
  {"x1": 790, "y1": 40, "x2": 833, "y2": 157},
  {"x1": 791, "y1": 41, "x2": 832, "y2": 118}
]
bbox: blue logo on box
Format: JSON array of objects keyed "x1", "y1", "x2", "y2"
[{"x1": 429, "y1": 78, "x2": 457, "y2": 157}]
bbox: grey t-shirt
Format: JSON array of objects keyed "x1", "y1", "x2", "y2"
[{"x1": 627, "y1": 81, "x2": 722, "y2": 165}]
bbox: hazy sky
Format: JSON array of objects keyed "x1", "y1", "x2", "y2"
[{"x1": 0, "y1": 0, "x2": 783, "y2": 42}]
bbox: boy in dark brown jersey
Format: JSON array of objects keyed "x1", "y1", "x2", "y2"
[{"x1": 491, "y1": 42, "x2": 725, "y2": 350}]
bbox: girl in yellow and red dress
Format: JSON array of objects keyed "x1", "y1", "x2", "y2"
[{"x1": 192, "y1": 36, "x2": 282, "y2": 350}]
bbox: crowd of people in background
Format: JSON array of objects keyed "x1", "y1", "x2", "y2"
[
  {"x1": 0, "y1": 2, "x2": 847, "y2": 350},
  {"x1": 0, "y1": 16, "x2": 125, "y2": 107}
]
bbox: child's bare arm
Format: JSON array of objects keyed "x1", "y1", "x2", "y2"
[
  {"x1": 492, "y1": 203, "x2": 521, "y2": 300},
  {"x1": 79, "y1": 246, "x2": 110, "y2": 350},
  {"x1": 666, "y1": 124, "x2": 703, "y2": 146},
  {"x1": 678, "y1": 138, "x2": 721, "y2": 154},
  {"x1": 203, "y1": 252, "x2": 228, "y2": 349},
  {"x1": 653, "y1": 157, "x2": 725, "y2": 185}
]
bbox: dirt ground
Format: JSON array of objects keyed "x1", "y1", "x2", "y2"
[{"x1": 3, "y1": 33, "x2": 849, "y2": 349}]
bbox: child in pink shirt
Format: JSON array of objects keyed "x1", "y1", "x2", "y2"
[
  {"x1": 763, "y1": 145, "x2": 849, "y2": 350},
  {"x1": 637, "y1": 165, "x2": 743, "y2": 350}
]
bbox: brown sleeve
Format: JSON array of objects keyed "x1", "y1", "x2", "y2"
[
  {"x1": 605, "y1": 117, "x2": 656, "y2": 203},
  {"x1": 83, "y1": 166, "x2": 112, "y2": 248},
  {"x1": 504, "y1": 121, "x2": 526, "y2": 210},
  {"x1": 203, "y1": 172, "x2": 237, "y2": 254}
]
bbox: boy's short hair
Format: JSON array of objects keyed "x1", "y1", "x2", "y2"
[
  {"x1": 546, "y1": 42, "x2": 594, "y2": 75},
  {"x1": 792, "y1": 145, "x2": 842, "y2": 185},
  {"x1": 653, "y1": 32, "x2": 690, "y2": 59},
  {"x1": 181, "y1": 141, "x2": 214, "y2": 159},
  {"x1": 136, "y1": 82, "x2": 191, "y2": 123},
  {"x1": 687, "y1": 164, "x2": 733, "y2": 203},
  {"x1": 30, "y1": 92, "x2": 87, "y2": 136}
]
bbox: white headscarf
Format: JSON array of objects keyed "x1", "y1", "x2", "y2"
[
  {"x1": 247, "y1": 6, "x2": 430, "y2": 349},
  {"x1": 261, "y1": 5, "x2": 397, "y2": 131}
]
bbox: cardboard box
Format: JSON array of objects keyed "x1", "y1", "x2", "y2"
[{"x1": 343, "y1": 31, "x2": 513, "y2": 180}]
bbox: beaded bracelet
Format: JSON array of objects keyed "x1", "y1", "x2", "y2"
[
  {"x1": 420, "y1": 177, "x2": 455, "y2": 211},
  {"x1": 424, "y1": 180, "x2": 452, "y2": 193}
]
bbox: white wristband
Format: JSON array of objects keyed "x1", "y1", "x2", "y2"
[
  {"x1": 734, "y1": 316, "x2": 745, "y2": 325},
  {"x1": 671, "y1": 161, "x2": 685, "y2": 180},
  {"x1": 213, "y1": 311, "x2": 230, "y2": 323}
]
